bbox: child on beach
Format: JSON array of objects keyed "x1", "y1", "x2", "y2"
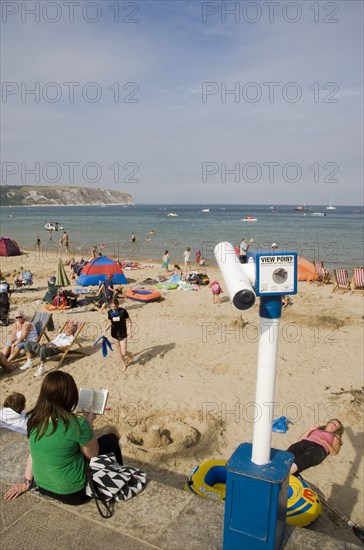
[
  {"x1": 196, "y1": 249, "x2": 201, "y2": 266},
  {"x1": 104, "y1": 297, "x2": 132, "y2": 372},
  {"x1": 0, "y1": 392, "x2": 27, "y2": 435},
  {"x1": 162, "y1": 250, "x2": 171, "y2": 272},
  {"x1": 210, "y1": 281, "x2": 222, "y2": 304}
]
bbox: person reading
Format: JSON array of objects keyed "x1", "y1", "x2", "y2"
[
  {"x1": 20, "y1": 321, "x2": 78, "y2": 378},
  {"x1": 3, "y1": 371, "x2": 123, "y2": 505}
]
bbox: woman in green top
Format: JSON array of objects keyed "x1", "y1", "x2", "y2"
[{"x1": 3, "y1": 371, "x2": 123, "y2": 505}]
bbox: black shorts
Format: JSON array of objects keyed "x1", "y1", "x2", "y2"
[
  {"x1": 287, "y1": 440, "x2": 328, "y2": 473},
  {"x1": 111, "y1": 329, "x2": 127, "y2": 341}
]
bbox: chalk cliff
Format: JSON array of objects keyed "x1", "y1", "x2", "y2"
[{"x1": 0, "y1": 185, "x2": 134, "y2": 206}]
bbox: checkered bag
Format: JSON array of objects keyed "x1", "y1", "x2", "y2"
[{"x1": 86, "y1": 453, "x2": 146, "y2": 518}]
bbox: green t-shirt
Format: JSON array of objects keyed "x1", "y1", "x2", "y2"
[{"x1": 29, "y1": 416, "x2": 93, "y2": 494}]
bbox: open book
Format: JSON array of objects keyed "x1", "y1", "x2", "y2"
[{"x1": 76, "y1": 388, "x2": 109, "y2": 415}]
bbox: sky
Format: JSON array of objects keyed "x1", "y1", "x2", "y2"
[{"x1": 1, "y1": 0, "x2": 363, "y2": 205}]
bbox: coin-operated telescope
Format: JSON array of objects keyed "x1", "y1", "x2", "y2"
[
  {"x1": 214, "y1": 241, "x2": 298, "y2": 550},
  {"x1": 214, "y1": 242, "x2": 256, "y2": 310}
]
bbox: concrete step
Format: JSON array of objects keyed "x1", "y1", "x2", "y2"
[{"x1": 1, "y1": 429, "x2": 361, "y2": 549}]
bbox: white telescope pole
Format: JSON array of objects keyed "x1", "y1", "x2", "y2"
[{"x1": 251, "y1": 308, "x2": 280, "y2": 465}]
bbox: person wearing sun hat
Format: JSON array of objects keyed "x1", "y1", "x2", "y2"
[
  {"x1": 271, "y1": 243, "x2": 278, "y2": 250},
  {"x1": 2, "y1": 310, "x2": 38, "y2": 363}
]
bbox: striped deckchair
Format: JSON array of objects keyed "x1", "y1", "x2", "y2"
[
  {"x1": 332, "y1": 269, "x2": 351, "y2": 293},
  {"x1": 54, "y1": 321, "x2": 88, "y2": 369},
  {"x1": 351, "y1": 267, "x2": 364, "y2": 294},
  {"x1": 14, "y1": 312, "x2": 55, "y2": 362},
  {"x1": 313, "y1": 261, "x2": 331, "y2": 285},
  {"x1": 32, "y1": 312, "x2": 55, "y2": 343}
]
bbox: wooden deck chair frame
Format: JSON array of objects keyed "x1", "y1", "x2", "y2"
[
  {"x1": 54, "y1": 321, "x2": 88, "y2": 369},
  {"x1": 332, "y1": 269, "x2": 351, "y2": 293},
  {"x1": 31, "y1": 312, "x2": 54, "y2": 343},
  {"x1": 14, "y1": 312, "x2": 54, "y2": 363},
  {"x1": 351, "y1": 267, "x2": 364, "y2": 294},
  {"x1": 313, "y1": 261, "x2": 331, "y2": 285}
]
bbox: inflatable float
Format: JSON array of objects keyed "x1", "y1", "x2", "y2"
[
  {"x1": 125, "y1": 288, "x2": 161, "y2": 303},
  {"x1": 241, "y1": 217, "x2": 257, "y2": 222},
  {"x1": 184, "y1": 459, "x2": 321, "y2": 526},
  {"x1": 156, "y1": 283, "x2": 178, "y2": 290}
]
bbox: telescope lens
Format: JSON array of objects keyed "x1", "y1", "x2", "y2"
[
  {"x1": 272, "y1": 268, "x2": 288, "y2": 284},
  {"x1": 233, "y1": 289, "x2": 256, "y2": 310}
]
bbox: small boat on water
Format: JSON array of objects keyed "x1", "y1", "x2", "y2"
[
  {"x1": 241, "y1": 216, "x2": 258, "y2": 222},
  {"x1": 326, "y1": 196, "x2": 336, "y2": 210},
  {"x1": 201, "y1": 208, "x2": 210, "y2": 213},
  {"x1": 310, "y1": 212, "x2": 326, "y2": 217},
  {"x1": 167, "y1": 212, "x2": 178, "y2": 217},
  {"x1": 294, "y1": 205, "x2": 310, "y2": 212},
  {"x1": 45, "y1": 222, "x2": 63, "y2": 231}
]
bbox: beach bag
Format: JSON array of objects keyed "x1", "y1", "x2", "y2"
[
  {"x1": 196, "y1": 273, "x2": 210, "y2": 286},
  {"x1": 67, "y1": 296, "x2": 78, "y2": 308},
  {"x1": 52, "y1": 291, "x2": 68, "y2": 307},
  {"x1": 86, "y1": 453, "x2": 147, "y2": 519}
]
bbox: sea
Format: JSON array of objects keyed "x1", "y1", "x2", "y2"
[{"x1": 1, "y1": 204, "x2": 363, "y2": 271}]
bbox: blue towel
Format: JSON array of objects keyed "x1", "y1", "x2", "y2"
[
  {"x1": 93, "y1": 336, "x2": 113, "y2": 357},
  {"x1": 272, "y1": 416, "x2": 292, "y2": 433}
]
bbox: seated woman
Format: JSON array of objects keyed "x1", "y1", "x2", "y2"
[
  {"x1": 2, "y1": 310, "x2": 38, "y2": 362},
  {"x1": 3, "y1": 371, "x2": 123, "y2": 505},
  {"x1": 172, "y1": 264, "x2": 183, "y2": 277},
  {"x1": 287, "y1": 418, "x2": 344, "y2": 475},
  {"x1": 42, "y1": 276, "x2": 60, "y2": 304}
]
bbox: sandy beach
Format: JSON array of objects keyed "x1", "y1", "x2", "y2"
[{"x1": 0, "y1": 249, "x2": 363, "y2": 528}]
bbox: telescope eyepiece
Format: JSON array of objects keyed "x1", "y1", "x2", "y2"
[{"x1": 233, "y1": 289, "x2": 256, "y2": 310}]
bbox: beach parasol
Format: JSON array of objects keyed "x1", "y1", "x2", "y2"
[
  {"x1": 55, "y1": 257, "x2": 70, "y2": 288},
  {"x1": 53, "y1": 258, "x2": 71, "y2": 307}
]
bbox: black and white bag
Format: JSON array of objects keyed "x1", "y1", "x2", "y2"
[{"x1": 86, "y1": 453, "x2": 147, "y2": 518}]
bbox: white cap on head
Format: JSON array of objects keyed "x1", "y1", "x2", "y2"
[{"x1": 271, "y1": 243, "x2": 278, "y2": 248}]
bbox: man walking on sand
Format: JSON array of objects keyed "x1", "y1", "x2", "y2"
[{"x1": 62, "y1": 231, "x2": 69, "y2": 252}]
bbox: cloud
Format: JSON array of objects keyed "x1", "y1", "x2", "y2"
[{"x1": 1, "y1": 0, "x2": 363, "y2": 204}]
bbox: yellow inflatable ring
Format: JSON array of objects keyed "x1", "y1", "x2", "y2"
[
  {"x1": 184, "y1": 460, "x2": 227, "y2": 502},
  {"x1": 184, "y1": 460, "x2": 322, "y2": 526}
]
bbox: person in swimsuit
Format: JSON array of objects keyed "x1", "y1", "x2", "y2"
[
  {"x1": 162, "y1": 250, "x2": 171, "y2": 272},
  {"x1": 287, "y1": 418, "x2": 344, "y2": 474},
  {"x1": 104, "y1": 297, "x2": 132, "y2": 372}
]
